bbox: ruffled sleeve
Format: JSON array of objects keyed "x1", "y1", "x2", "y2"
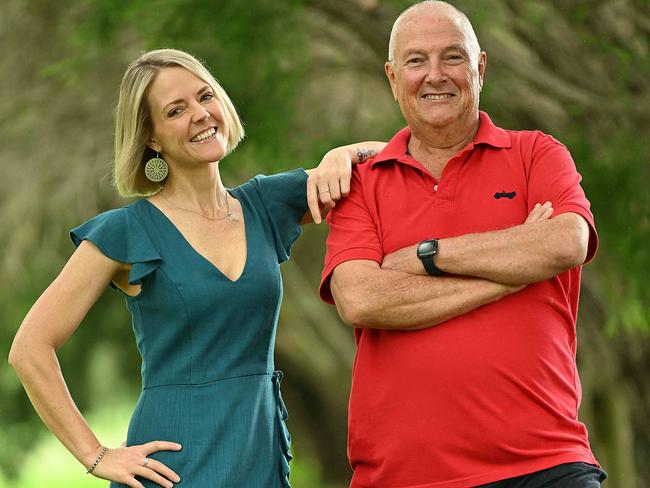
[
  {"x1": 70, "y1": 206, "x2": 162, "y2": 288},
  {"x1": 247, "y1": 169, "x2": 309, "y2": 263}
]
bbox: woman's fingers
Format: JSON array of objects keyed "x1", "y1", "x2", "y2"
[
  {"x1": 307, "y1": 148, "x2": 355, "y2": 223},
  {"x1": 306, "y1": 178, "x2": 322, "y2": 223},
  {"x1": 309, "y1": 175, "x2": 335, "y2": 210},
  {"x1": 339, "y1": 174, "x2": 351, "y2": 197},
  {"x1": 138, "y1": 441, "x2": 183, "y2": 485},
  {"x1": 142, "y1": 440, "x2": 182, "y2": 456},
  {"x1": 327, "y1": 180, "x2": 342, "y2": 202},
  {"x1": 133, "y1": 465, "x2": 176, "y2": 488},
  {"x1": 319, "y1": 185, "x2": 336, "y2": 209},
  {"x1": 142, "y1": 457, "x2": 181, "y2": 485}
]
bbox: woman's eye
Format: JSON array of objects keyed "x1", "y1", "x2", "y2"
[
  {"x1": 201, "y1": 92, "x2": 214, "y2": 102},
  {"x1": 168, "y1": 107, "x2": 183, "y2": 117}
]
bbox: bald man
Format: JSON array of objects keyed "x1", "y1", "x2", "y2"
[{"x1": 320, "y1": 1, "x2": 606, "y2": 487}]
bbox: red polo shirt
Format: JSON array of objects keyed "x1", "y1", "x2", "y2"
[{"x1": 320, "y1": 112, "x2": 599, "y2": 488}]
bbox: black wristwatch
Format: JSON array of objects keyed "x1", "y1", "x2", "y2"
[{"x1": 417, "y1": 239, "x2": 445, "y2": 276}]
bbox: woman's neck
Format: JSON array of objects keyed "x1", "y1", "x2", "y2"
[{"x1": 158, "y1": 163, "x2": 229, "y2": 216}]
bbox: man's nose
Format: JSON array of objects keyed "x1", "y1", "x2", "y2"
[{"x1": 424, "y1": 60, "x2": 447, "y2": 84}]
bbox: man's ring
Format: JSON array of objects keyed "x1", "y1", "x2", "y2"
[
  {"x1": 143, "y1": 457, "x2": 150, "y2": 467},
  {"x1": 319, "y1": 189, "x2": 330, "y2": 193}
]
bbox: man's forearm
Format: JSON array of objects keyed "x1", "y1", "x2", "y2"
[
  {"x1": 382, "y1": 212, "x2": 589, "y2": 286},
  {"x1": 437, "y1": 213, "x2": 589, "y2": 285},
  {"x1": 331, "y1": 261, "x2": 522, "y2": 330}
]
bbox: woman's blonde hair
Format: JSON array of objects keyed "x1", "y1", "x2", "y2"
[{"x1": 114, "y1": 48, "x2": 245, "y2": 197}]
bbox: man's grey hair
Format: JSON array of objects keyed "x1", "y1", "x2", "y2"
[{"x1": 387, "y1": 1, "x2": 481, "y2": 63}]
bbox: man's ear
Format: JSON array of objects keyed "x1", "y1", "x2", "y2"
[
  {"x1": 385, "y1": 61, "x2": 399, "y2": 101},
  {"x1": 477, "y1": 51, "x2": 487, "y2": 91}
]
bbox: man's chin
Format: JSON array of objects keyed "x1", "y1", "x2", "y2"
[{"x1": 418, "y1": 114, "x2": 458, "y2": 129}]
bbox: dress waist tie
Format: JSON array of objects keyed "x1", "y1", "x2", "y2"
[{"x1": 272, "y1": 370, "x2": 292, "y2": 487}]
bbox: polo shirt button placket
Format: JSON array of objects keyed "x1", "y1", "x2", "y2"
[{"x1": 433, "y1": 184, "x2": 438, "y2": 192}]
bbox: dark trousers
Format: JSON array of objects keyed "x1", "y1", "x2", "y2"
[{"x1": 476, "y1": 462, "x2": 607, "y2": 487}]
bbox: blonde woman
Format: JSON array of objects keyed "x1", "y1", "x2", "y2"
[{"x1": 9, "y1": 49, "x2": 384, "y2": 488}]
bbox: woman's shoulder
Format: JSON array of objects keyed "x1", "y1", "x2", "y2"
[
  {"x1": 232, "y1": 169, "x2": 307, "y2": 201},
  {"x1": 70, "y1": 200, "x2": 161, "y2": 283},
  {"x1": 70, "y1": 200, "x2": 151, "y2": 248},
  {"x1": 234, "y1": 168, "x2": 307, "y2": 190},
  {"x1": 78, "y1": 200, "x2": 147, "y2": 225}
]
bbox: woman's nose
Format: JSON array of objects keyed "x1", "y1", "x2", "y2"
[{"x1": 191, "y1": 103, "x2": 211, "y2": 122}]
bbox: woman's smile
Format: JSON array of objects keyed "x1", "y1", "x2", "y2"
[{"x1": 190, "y1": 127, "x2": 217, "y2": 143}]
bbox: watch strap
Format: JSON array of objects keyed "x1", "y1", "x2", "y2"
[{"x1": 421, "y1": 255, "x2": 445, "y2": 276}]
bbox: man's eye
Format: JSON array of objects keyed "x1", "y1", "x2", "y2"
[
  {"x1": 407, "y1": 58, "x2": 422, "y2": 64},
  {"x1": 447, "y1": 54, "x2": 463, "y2": 61}
]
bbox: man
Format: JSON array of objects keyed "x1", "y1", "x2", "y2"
[{"x1": 319, "y1": 1, "x2": 606, "y2": 487}]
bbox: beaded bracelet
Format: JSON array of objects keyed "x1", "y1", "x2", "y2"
[{"x1": 86, "y1": 445, "x2": 108, "y2": 474}]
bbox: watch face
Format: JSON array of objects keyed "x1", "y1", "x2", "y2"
[{"x1": 418, "y1": 239, "x2": 438, "y2": 258}]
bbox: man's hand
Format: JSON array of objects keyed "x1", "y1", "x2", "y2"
[{"x1": 525, "y1": 201, "x2": 554, "y2": 223}]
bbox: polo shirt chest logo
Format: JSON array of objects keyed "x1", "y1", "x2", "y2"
[{"x1": 494, "y1": 190, "x2": 517, "y2": 200}]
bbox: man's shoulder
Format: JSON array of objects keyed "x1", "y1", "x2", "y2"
[
  {"x1": 500, "y1": 125, "x2": 567, "y2": 151},
  {"x1": 351, "y1": 157, "x2": 382, "y2": 182}
]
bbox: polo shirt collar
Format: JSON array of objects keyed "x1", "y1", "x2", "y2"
[{"x1": 370, "y1": 111, "x2": 511, "y2": 168}]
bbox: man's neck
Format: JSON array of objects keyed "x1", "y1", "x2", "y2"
[{"x1": 407, "y1": 117, "x2": 480, "y2": 179}]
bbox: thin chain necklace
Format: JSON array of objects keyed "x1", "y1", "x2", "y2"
[{"x1": 158, "y1": 189, "x2": 238, "y2": 222}]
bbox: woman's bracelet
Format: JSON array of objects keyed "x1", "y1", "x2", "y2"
[{"x1": 86, "y1": 445, "x2": 108, "y2": 474}]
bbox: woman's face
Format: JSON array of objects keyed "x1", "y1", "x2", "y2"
[{"x1": 146, "y1": 66, "x2": 229, "y2": 168}]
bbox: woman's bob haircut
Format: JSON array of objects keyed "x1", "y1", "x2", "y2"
[{"x1": 114, "y1": 48, "x2": 244, "y2": 197}]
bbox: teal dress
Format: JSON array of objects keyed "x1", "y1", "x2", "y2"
[{"x1": 70, "y1": 169, "x2": 308, "y2": 487}]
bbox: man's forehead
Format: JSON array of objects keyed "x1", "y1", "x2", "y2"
[
  {"x1": 393, "y1": 9, "x2": 475, "y2": 56},
  {"x1": 398, "y1": 8, "x2": 466, "y2": 36},
  {"x1": 395, "y1": 25, "x2": 470, "y2": 53}
]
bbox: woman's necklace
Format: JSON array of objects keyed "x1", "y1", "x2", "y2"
[{"x1": 158, "y1": 190, "x2": 238, "y2": 222}]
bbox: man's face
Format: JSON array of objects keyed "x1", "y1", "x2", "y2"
[{"x1": 385, "y1": 10, "x2": 486, "y2": 133}]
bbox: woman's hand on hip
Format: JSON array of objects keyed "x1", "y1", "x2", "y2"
[{"x1": 89, "y1": 441, "x2": 182, "y2": 488}]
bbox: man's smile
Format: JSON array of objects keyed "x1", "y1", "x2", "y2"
[{"x1": 421, "y1": 93, "x2": 455, "y2": 100}]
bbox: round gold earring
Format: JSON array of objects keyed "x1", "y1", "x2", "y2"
[{"x1": 144, "y1": 153, "x2": 168, "y2": 182}]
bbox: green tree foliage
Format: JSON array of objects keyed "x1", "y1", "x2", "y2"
[{"x1": 1, "y1": 0, "x2": 648, "y2": 486}]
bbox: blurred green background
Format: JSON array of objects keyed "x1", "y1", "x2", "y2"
[{"x1": 1, "y1": 0, "x2": 648, "y2": 486}]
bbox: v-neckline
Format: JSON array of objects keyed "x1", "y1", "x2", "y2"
[{"x1": 141, "y1": 189, "x2": 249, "y2": 283}]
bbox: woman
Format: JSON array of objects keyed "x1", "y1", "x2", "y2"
[{"x1": 8, "y1": 49, "x2": 384, "y2": 488}]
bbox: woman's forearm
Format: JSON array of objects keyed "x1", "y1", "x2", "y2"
[
  {"x1": 9, "y1": 342, "x2": 103, "y2": 469},
  {"x1": 8, "y1": 241, "x2": 124, "y2": 470}
]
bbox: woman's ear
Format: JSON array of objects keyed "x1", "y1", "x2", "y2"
[{"x1": 147, "y1": 137, "x2": 162, "y2": 153}]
